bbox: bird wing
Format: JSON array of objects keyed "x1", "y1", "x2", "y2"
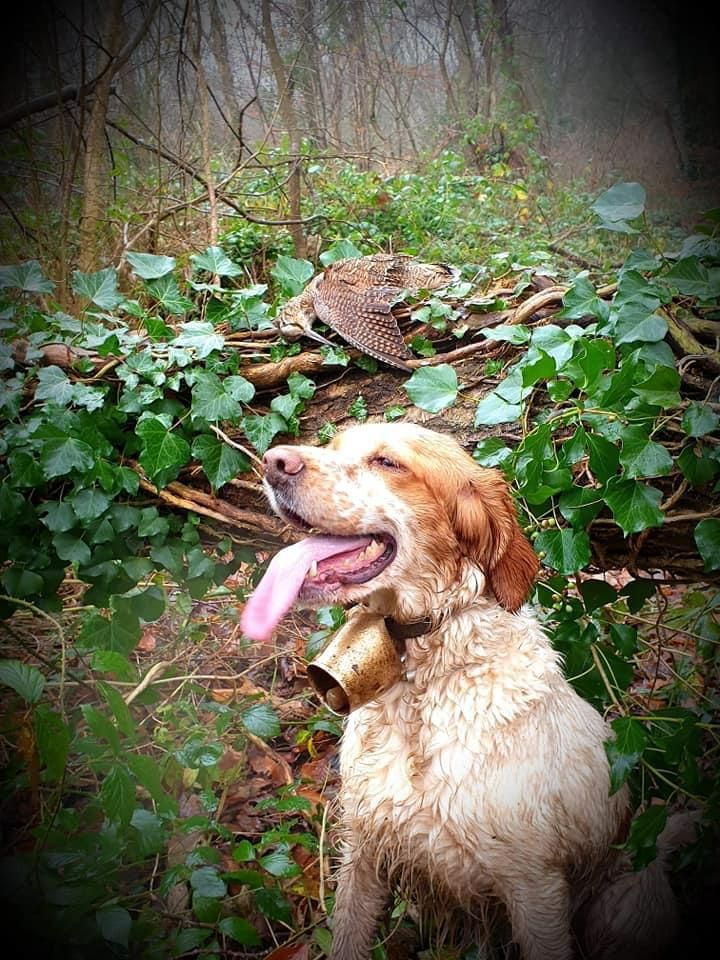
[{"x1": 313, "y1": 281, "x2": 413, "y2": 370}]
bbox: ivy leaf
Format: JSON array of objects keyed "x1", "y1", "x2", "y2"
[
  {"x1": 173, "y1": 929, "x2": 212, "y2": 955},
  {"x1": 603, "y1": 478, "x2": 664, "y2": 535},
  {"x1": 91, "y1": 648, "x2": 135, "y2": 681},
  {"x1": 145, "y1": 274, "x2": 194, "y2": 315},
  {"x1": 243, "y1": 412, "x2": 287, "y2": 455},
  {"x1": 0, "y1": 659, "x2": 45, "y2": 703},
  {"x1": 614, "y1": 307, "x2": 667, "y2": 345},
  {"x1": 271, "y1": 255, "x2": 314, "y2": 296},
  {"x1": 175, "y1": 320, "x2": 225, "y2": 357},
  {"x1": 481, "y1": 324, "x2": 531, "y2": 344},
  {"x1": 72, "y1": 267, "x2": 123, "y2": 309},
  {"x1": 558, "y1": 276, "x2": 608, "y2": 320},
  {"x1": 241, "y1": 702, "x2": 281, "y2": 739},
  {"x1": 232, "y1": 840, "x2": 256, "y2": 862},
  {"x1": 630, "y1": 367, "x2": 682, "y2": 407},
  {"x1": 319, "y1": 239, "x2": 363, "y2": 266},
  {"x1": 271, "y1": 393, "x2": 302, "y2": 422},
  {"x1": 40, "y1": 436, "x2": 96, "y2": 478},
  {"x1": 136, "y1": 416, "x2": 191, "y2": 487},
  {"x1": 128, "y1": 756, "x2": 174, "y2": 812},
  {"x1": 99, "y1": 764, "x2": 135, "y2": 826},
  {"x1": 34, "y1": 704, "x2": 70, "y2": 780},
  {"x1": 96, "y1": 906, "x2": 132, "y2": 947},
  {"x1": 530, "y1": 324, "x2": 576, "y2": 367},
  {"x1": 253, "y1": 887, "x2": 292, "y2": 924},
  {"x1": 682, "y1": 402, "x2": 719, "y2": 438},
  {"x1": 535, "y1": 528, "x2": 591, "y2": 574},
  {"x1": 190, "y1": 866, "x2": 227, "y2": 898},
  {"x1": 606, "y1": 717, "x2": 647, "y2": 794},
  {"x1": 409, "y1": 334, "x2": 436, "y2": 357},
  {"x1": 619, "y1": 425, "x2": 673, "y2": 479},
  {"x1": 117, "y1": 585, "x2": 166, "y2": 623},
  {"x1": 191, "y1": 245, "x2": 242, "y2": 277},
  {"x1": 664, "y1": 256, "x2": 720, "y2": 300},
  {"x1": 694, "y1": 519, "x2": 720, "y2": 571},
  {"x1": 619, "y1": 578, "x2": 657, "y2": 612},
  {"x1": 558, "y1": 487, "x2": 604, "y2": 530},
  {"x1": 131, "y1": 809, "x2": 167, "y2": 855},
  {"x1": 218, "y1": 917, "x2": 260, "y2": 946},
  {"x1": 35, "y1": 365, "x2": 74, "y2": 404},
  {"x1": 191, "y1": 370, "x2": 242, "y2": 422},
  {"x1": 192, "y1": 434, "x2": 250, "y2": 488},
  {"x1": 260, "y1": 846, "x2": 300, "y2": 878},
  {"x1": 585, "y1": 432, "x2": 620, "y2": 482},
  {"x1": 287, "y1": 371, "x2": 315, "y2": 399},
  {"x1": 126, "y1": 251, "x2": 176, "y2": 279},
  {"x1": 71, "y1": 488, "x2": 111, "y2": 521},
  {"x1": 404, "y1": 364, "x2": 458, "y2": 413},
  {"x1": 0, "y1": 566, "x2": 45, "y2": 597},
  {"x1": 320, "y1": 344, "x2": 350, "y2": 366},
  {"x1": 0, "y1": 259, "x2": 54, "y2": 293},
  {"x1": 608, "y1": 623, "x2": 639, "y2": 656},
  {"x1": 225, "y1": 374, "x2": 256, "y2": 403},
  {"x1": 625, "y1": 804, "x2": 668, "y2": 870},
  {"x1": 520, "y1": 349, "x2": 556, "y2": 386},
  {"x1": 82, "y1": 703, "x2": 121, "y2": 753},
  {"x1": 676, "y1": 444, "x2": 719, "y2": 487},
  {"x1": 472, "y1": 437, "x2": 513, "y2": 468},
  {"x1": 592, "y1": 182, "x2": 646, "y2": 226},
  {"x1": 475, "y1": 390, "x2": 521, "y2": 426},
  {"x1": 579, "y1": 579, "x2": 618, "y2": 613}
]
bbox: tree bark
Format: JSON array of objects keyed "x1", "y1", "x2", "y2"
[
  {"x1": 260, "y1": 0, "x2": 306, "y2": 258},
  {"x1": 193, "y1": 0, "x2": 218, "y2": 247},
  {"x1": 78, "y1": 0, "x2": 126, "y2": 273}
]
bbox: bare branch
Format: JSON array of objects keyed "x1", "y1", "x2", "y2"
[{"x1": 0, "y1": 0, "x2": 161, "y2": 130}]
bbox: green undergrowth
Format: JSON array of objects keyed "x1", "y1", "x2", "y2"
[{"x1": 0, "y1": 182, "x2": 718, "y2": 958}]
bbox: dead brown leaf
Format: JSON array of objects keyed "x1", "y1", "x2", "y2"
[
  {"x1": 265, "y1": 943, "x2": 309, "y2": 960},
  {"x1": 137, "y1": 626, "x2": 159, "y2": 652},
  {"x1": 248, "y1": 740, "x2": 292, "y2": 786}
]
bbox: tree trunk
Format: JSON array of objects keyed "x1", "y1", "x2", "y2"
[
  {"x1": 260, "y1": 0, "x2": 306, "y2": 258},
  {"x1": 78, "y1": 0, "x2": 125, "y2": 273},
  {"x1": 193, "y1": 1, "x2": 218, "y2": 247}
]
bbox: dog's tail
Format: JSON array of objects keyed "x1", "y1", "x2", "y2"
[{"x1": 578, "y1": 811, "x2": 700, "y2": 960}]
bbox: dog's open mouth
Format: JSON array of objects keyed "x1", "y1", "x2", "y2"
[
  {"x1": 302, "y1": 533, "x2": 396, "y2": 589},
  {"x1": 240, "y1": 498, "x2": 396, "y2": 641}
]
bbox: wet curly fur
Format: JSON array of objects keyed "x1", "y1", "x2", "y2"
[{"x1": 261, "y1": 422, "x2": 689, "y2": 960}]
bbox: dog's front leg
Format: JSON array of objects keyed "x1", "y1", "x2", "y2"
[
  {"x1": 329, "y1": 844, "x2": 388, "y2": 960},
  {"x1": 501, "y1": 871, "x2": 574, "y2": 960}
]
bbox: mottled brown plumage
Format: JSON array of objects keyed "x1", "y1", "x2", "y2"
[{"x1": 274, "y1": 254, "x2": 459, "y2": 370}]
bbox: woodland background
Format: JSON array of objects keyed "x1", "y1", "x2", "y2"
[{"x1": 0, "y1": 1, "x2": 719, "y2": 959}]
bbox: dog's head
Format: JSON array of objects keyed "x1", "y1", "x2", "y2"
[{"x1": 241, "y1": 422, "x2": 538, "y2": 640}]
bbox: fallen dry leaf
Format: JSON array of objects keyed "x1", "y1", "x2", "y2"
[
  {"x1": 137, "y1": 626, "x2": 159, "y2": 652},
  {"x1": 248, "y1": 740, "x2": 292, "y2": 786},
  {"x1": 265, "y1": 942, "x2": 309, "y2": 960}
]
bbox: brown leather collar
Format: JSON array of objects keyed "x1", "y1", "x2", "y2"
[{"x1": 385, "y1": 616, "x2": 433, "y2": 641}]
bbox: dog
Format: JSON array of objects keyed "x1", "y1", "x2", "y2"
[{"x1": 241, "y1": 422, "x2": 686, "y2": 960}]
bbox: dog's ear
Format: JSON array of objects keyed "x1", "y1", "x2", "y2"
[{"x1": 451, "y1": 469, "x2": 539, "y2": 612}]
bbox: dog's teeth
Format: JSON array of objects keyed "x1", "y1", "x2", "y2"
[{"x1": 309, "y1": 560, "x2": 318, "y2": 578}]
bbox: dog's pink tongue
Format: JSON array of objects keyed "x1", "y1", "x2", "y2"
[{"x1": 240, "y1": 535, "x2": 370, "y2": 641}]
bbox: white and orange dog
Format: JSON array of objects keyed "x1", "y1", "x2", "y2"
[{"x1": 242, "y1": 422, "x2": 685, "y2": 960}]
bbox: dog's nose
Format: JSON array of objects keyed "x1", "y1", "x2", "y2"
[{"x1": 263, "y1": 445, "x2": 305, "y2": 483}]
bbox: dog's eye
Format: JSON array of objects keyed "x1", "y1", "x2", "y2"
[{"x1": 370, "y1": 455, "x2": 402, "y2": 470}]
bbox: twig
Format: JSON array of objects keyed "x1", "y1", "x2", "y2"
[
  {"x1": 590, "y1": 643, "x2": 625, "y2": 714},
  {"x1": 3, "y1": 596, "x2": 68, "y2": 719},
  {"x1": 124, "y1": 660, "x2": 173, "y2": 705},
  {"x1": 209, "y1": 425, "x2": 263, "y2": 467},
  {"x1": 134, "y1": 471, "x2": 285, "y2": 537}
]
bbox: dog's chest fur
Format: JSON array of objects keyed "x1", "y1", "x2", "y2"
[{"x1": 336, "y1": 602, "x2": 625, "y2": 905}]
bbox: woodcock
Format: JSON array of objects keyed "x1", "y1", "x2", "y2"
[{"x1": 273, "y1": 254, "x2": 459, "y2": 370}]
